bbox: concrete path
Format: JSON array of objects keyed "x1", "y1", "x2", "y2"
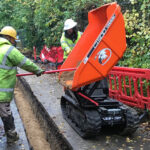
[{"x1": 0, "y1": 100, "x2": 30, "y2": 150}]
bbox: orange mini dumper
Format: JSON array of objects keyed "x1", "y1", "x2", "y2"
[{"x1": 59, "y1": 3, "x2": 140, "y2": 138}]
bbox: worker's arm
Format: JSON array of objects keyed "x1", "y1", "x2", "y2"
[
  {"x1": 61, "y1": 41, "x2": 71, "y2": 55},
  {"x1": 8, "y1": 47, "x2": 43, "y2": 75}
]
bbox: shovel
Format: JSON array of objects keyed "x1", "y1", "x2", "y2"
[{"x1": 16, "y1": 68, "x2": 76, "y2": 77}]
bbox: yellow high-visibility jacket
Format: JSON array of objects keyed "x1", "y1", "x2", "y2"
[
  {"x1": 60, "y1": 31, "x2": 82, "y2": 59},
  {"x1": 0, "y1": 37, "x2": 43, "y2": 102}
]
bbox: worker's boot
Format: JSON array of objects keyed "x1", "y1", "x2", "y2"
[
  {"x1": 1, "y1": 114, "x2": 19, "y2": 144},
  {"x1": 6, "y1": 129, "x2": 19, "y2": 144}
]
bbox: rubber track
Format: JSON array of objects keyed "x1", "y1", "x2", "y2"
[
  {"x1": 61, "y1": 96, "x2": 102, "y2": 138},
  {"x1": 120, "y1": 104, "x2": 140, "y2": 136}
]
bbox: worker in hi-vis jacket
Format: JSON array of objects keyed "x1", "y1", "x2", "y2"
[
  {"x1": 0, "y1": 26, "x2": 44, "y2": 144},
  {"x1": 60, "y1": 19, "x2": 82, "y2": 60}
]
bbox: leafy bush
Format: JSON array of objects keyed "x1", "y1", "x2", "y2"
[
  {"x1": 0, "y1": 0, "x2": 149, "y2": 68},
  {"x1": 118, "y1": 0, "x2": 150, "y2": 68}
]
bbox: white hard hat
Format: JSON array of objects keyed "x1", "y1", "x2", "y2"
[{"x1": 64, "y1": 19, "x2": 77, "y2": 30}]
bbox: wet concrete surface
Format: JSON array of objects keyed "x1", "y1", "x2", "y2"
[
  {"x1": 0, "y1": 100, "x2": 30, "y2": 150},
  {"x1": 17, "y1": 68, "x2": 150, "y2": 150}
]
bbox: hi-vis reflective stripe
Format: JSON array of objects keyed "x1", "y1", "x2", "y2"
[
  {"x1": 0, "y1": 88, "x2": 14, "y2": 92},
  {"x1": 2, "y1": 46, "x2": 14, "y2": 65},
  {"x1": 61, "y1": 41, "x2": 67, "y2": 45},
  {"x1": 69, "y1": 43, "x2": 75, "y2": 47},
  {"x1": 18, "y1": 57, "x2": 27, "y2": 67},
  {"x1": 62, "y1": 41, "x2": 75, "y2": 48},
  {"x1": 0, "y1": 46, "x2": 17, "y2": 70},
  {"x1": 0, "y1": 65, "x2": 16, "y2": 70}
]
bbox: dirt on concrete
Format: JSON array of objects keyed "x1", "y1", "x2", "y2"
[
  {"x1": 59, "y1": 71, "x2": 75, "y2": 89},
  {"x1": 58, "y1": 61, "x2": 81, "y2": 89},
  {"x1": 14, "y1": 87, "x2": 51, "y2": 150}
]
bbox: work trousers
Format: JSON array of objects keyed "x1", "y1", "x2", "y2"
[{"x1": 0, "y1": 102, "x2": 15, "y2": 133}]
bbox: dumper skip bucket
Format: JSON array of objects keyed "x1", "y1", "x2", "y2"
[{"x1": 59, "y1": 2, "x2": 126, "y2": 91}]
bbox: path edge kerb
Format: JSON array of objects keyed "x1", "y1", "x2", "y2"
[{"x1": 16, "y1": 76, "x2": 73, "y2": 150}]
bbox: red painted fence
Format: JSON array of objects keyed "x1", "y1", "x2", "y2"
[{"x1": 108, "y1": 66, "x2": 150, "y2": 110}]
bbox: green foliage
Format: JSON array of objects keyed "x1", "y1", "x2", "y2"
[
  {"x1": 0, "y1": 0, "x2": 149, "y2": 68},
  {"x1": 0, "y1": 0, "x2": 102, "y2": 51},
  {"x1": 0, "y1": 0, "x2": 16, "y2": 27},
  {"x1": 33, "y1": 0, "x2": 102, "y2": 49},
  {"x1": 118, "y1": 0, "x2": 150, "y2": 68}
]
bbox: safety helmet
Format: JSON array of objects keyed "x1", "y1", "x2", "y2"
[
  {"x1": 63, "y1": 19, "x2": 77, "y2": 31},
  {"x1": 0, "y1": 26, "x2": 17, "y2": 39}
]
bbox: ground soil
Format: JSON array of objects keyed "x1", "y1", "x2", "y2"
[{"x1": 14, "y1": 87, "x2": 51, "y2": 150}]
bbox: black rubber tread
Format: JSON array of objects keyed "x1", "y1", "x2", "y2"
[
  {"x1": 61, "y1": 96, "x2": 102, "y2": 138},
  {"x1": 84, "y1": 110, "x2": 102, "y2": 132},
  {"x1": 61, "y1": 90, "x2": 140, "y2": 138},
  {"x1": 119, "y1": 104, "x2": 140, "y2": 136}
]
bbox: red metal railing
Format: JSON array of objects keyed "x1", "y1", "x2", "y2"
[{"x1": 108, "y1": 66, "x2": 150, "y2": 110}]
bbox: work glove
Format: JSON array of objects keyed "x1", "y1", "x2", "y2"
[{"x1": 36, "y1": 70, "x2": 45, "y2": 77}]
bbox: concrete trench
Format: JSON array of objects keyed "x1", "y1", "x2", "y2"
[{"x1": 16, "y1": 68, "x2": 150, "y2": 150}]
